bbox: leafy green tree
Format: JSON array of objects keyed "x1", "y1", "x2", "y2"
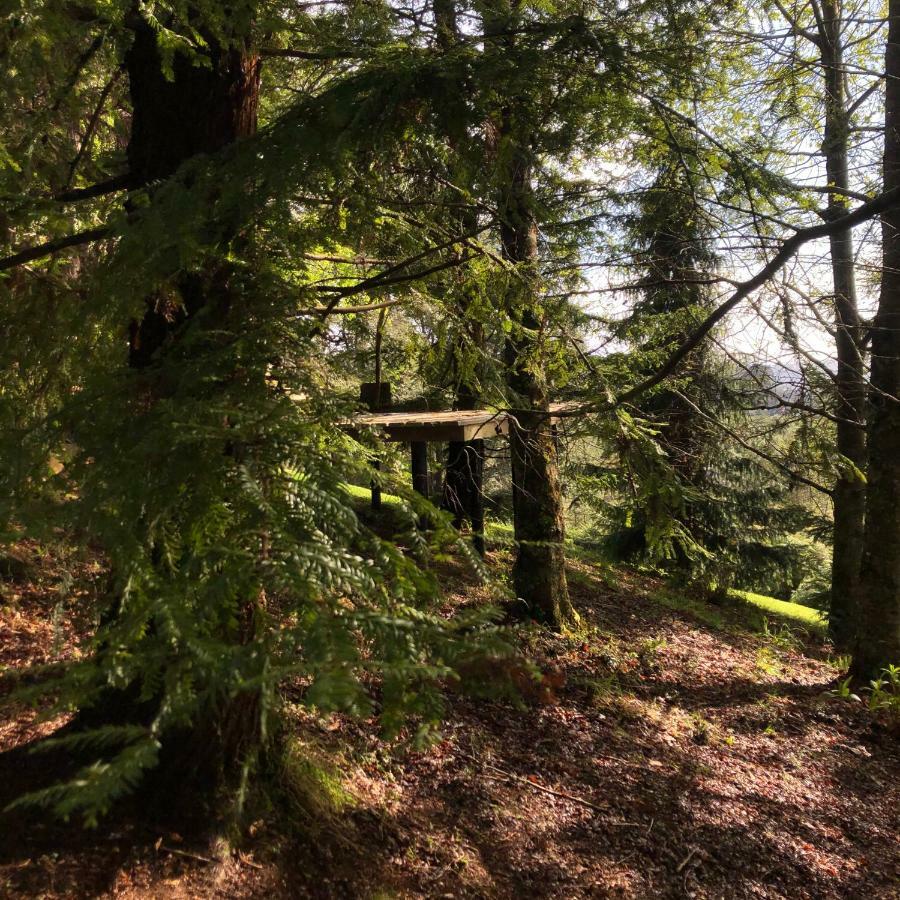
[
  {"x1": 1, "y1": 0, "x2": 510, "y2": 822},
  {"x1": 752, "y1": 0, "x2": 881, "y2": 651}
]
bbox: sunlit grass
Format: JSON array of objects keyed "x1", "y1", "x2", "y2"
[
  {"x1": 484, "y1": 520, "x2": 514, "y2": 543},
  {"x1": 341, "y1": 481, "x2": 402, "y2": 507},
  {"x1": 729, "y1": 589, "x2": 827, "y2": 631},
  {"x1": 649, "y1": 588, "x2": 727, "y2": 629}
]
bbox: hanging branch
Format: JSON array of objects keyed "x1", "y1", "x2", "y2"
[
  {"x1": 671, "y1": 390, "x2": 834, "y2": 496},
  {"x1": 49, "y1": 32, "x2": 106, "y2": 116},
  {"x1": 260, "y1": 47, "x2": 365, "y2": 60},
  {"x1": 297, "y1": 297, "x2": 407, "y2": 315},
  {"x1": 0, "y1": 227, "x2": 111, "y2": 273},
  {"x1": 63, "y1": 70, "x2": 124, "y2": 191},
  {"x1": 535, "y1": 184, "x2": 900, "y2": 421},
  {"x1": 613, "y1": 184, "x2": 900, "y2": 408},
  {"x1": 54, "y1": 173, "x2": 133, "y2": 203},
  {"x1": 316, "y1": 254, "x2": 473, "y2": 307}
]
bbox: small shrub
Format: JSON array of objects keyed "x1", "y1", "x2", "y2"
[
  {"x1": 755, "y1": 646, "x2": 781, "y2": 677},
  {"x1": 827, "y1": 654, "x2": 852, "y2": 674},
  {"x1": 759, "y1": 617, "x2": 802, "y2": 653},
  {"x1": 828, "y1": 675, "x2": 859, "y2": 702},
  {"x1": 867, "y1": 665, "x2": 900, "y2": 732}
]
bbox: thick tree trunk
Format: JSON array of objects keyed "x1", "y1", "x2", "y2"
[
  {"x1": 505, "y1": 391, "x2": 572, "y2": 627},
  {"x1": 850, "y1": 0, "x2": 900, "y2": 680},
  {"x1": 820, "y1": 0, "x2": 868, "y2": 651},
  {"x1": 88, "y1": 17, "x2": 264, "y2": 782},
  {"x1": 126, "y1": 21, "x2": 260, "y2": 185},
  {"x1": 498, "y1": 135, "x2": 573, "y2": 628},
  {"x1": 126, "y1": 19, "x2": 261, "y2": 366}
]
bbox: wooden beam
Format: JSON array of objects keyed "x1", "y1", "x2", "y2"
[{"x1": 376, "y1": 419, "x2": 508, "y2": 443}]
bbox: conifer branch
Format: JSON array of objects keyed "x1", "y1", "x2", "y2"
[
  {"x1": 0, "y1": 227, "x2": 111, "y2": 272},
  {"x1": 298, "y1": 297, "x2": 407, "y2": 315},
  {"x1": 63, "y1": 71, "x2": 124, "y2": 191},
  {"x1": 54, "y1": 174, "x2": 133, "y2": 203},
  {"x1": 545, "y1": 185, "x2": 900, "y2": 420},
  {"x1": 671, "y1": 390, "x2": 834, "y2": 496},
  {"x1": 260, "y1": 47, "x2": 364, "y2": 60},
  {"x1": 316, "y1": 254, "x2": 473, "y2": 300},
  {"x1": 614, "y1": 184, "x2": 900, "y2": 408}
]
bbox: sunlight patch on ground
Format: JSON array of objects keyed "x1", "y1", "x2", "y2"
[
  {"x1": 729, "y1": 589, "x2": 827, "y2": 631},
  {"x1": 341, "y1": 482, "x2": 401, "y2": 506}
]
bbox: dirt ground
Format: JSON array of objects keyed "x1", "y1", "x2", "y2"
[{"x1": 1, "y1": 546, "x2": 898, "y2": 899}]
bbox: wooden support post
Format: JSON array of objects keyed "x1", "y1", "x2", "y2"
[
  {"x1": 441, "y1": 439, "x2": 486, "y2": 556},
  {"x1": 360, "y1": 382, "x2": 391, "y2": 511},
  {"x1": 411, "y1": 441, "x2": 429, "y2": 498},
  {"x1": 371, "y1": 459, "x2": 382, "y2": 511},
  {"x1": 469, "y1": 439, "x2": 485, "y2": 556}
]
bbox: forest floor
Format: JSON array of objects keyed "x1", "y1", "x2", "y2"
[{"x1": 1, "y1": 542, "x2": 898, "y2": 899}]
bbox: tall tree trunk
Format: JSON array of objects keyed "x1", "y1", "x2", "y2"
[
  {"x1": 850, "y1": 0, "x2": 900, "y2": 680},
  {"x1": 126, "y1": 22, "x2": 260, "y2": 185},
  {"x1": 126, "y1": 19, "x2": 261, "y2": 366},
  {"x1": 820, "y1": 0, "x2": 868, "y2": 651},
  {"x1": 498, "y1": 132, "x2": 573, "y2": 628},
  {"x1": 89, "y1": 17, "x2": 264, "y2": 781}
]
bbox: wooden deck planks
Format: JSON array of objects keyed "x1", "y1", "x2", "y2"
[{"x1": 345, "y1": 402, "x2": 576, "y2": 443}]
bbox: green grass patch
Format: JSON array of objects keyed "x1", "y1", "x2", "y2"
[
  {"x1": 484, "y1": 520, "x2": 514, "y2": 543},
  {"x1": 485, "y1": 520, "x2": 603, "y2": 556},
  {"x1": 729, "y1": 589, "x2": 826, "y2": 632},
  {"x1": 338, "y1": 495, "x2": 828, "y2": 639},
  {"x1": 341, "y1": 481, "x2": 402, "y2": 507}
]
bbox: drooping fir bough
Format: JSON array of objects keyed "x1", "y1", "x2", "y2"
[
  {"x1": 1, "y1": 2, "x2": 514, "y2": 823},
  {"x1": 2, "y1": 0, "x2": 900, "y2": 825}
]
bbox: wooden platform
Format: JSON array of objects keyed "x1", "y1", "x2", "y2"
[
  {"x1": 347, "y1": 402, "x2": 577, "y2": 444},
  {"x1": 350, "y1": 409, "x2": 510, "y2": 442},
  {"x1": 345, "y1": 399, "x2": 577, "y2": 525}
]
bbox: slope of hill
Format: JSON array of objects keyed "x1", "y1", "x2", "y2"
[{"x1": 1, "y1": 545, "x2": 897, "y2": 899}]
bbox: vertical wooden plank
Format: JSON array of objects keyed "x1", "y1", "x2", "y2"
[
  {"x1": 411, "y1": 441, "x2": 429, "y2": 498},
  {"x1": 469, "y1": 438, "x2": 486, "y2": 556},
  {"x1": 370, "y1": 459, "x2": 382, "y2": 511},
  {"x1": 360, "y1": 382, "x2": 391, "y2": 510}
]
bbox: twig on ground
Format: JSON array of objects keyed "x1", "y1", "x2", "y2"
[
  {"x1": 157, "y1": 845, "x2": 217, "y2": 866},
  {"x1": 677, "y1": 847, "x2": 700, "y2": 873},
  {"x1": 476, "y1": 758, "x2": 609, "y2": 814},
  {"x1": 156, "y1": 844, "x2": 264, "y2": 871},
  {"x1": 594, "y1": 752, "x2": 632, "y2": 765}
]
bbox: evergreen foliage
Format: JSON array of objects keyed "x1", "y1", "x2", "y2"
[
  {"x1": 1, "y1": 0, "x2": 895, "y2": 826},
  {"x1": 594, "y1": 133, "x2": 817, "y2": 597}
]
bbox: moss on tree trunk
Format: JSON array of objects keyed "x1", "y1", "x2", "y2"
[{"x1": 496, "y1": 119, "x2": 573, "y2": 630}]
